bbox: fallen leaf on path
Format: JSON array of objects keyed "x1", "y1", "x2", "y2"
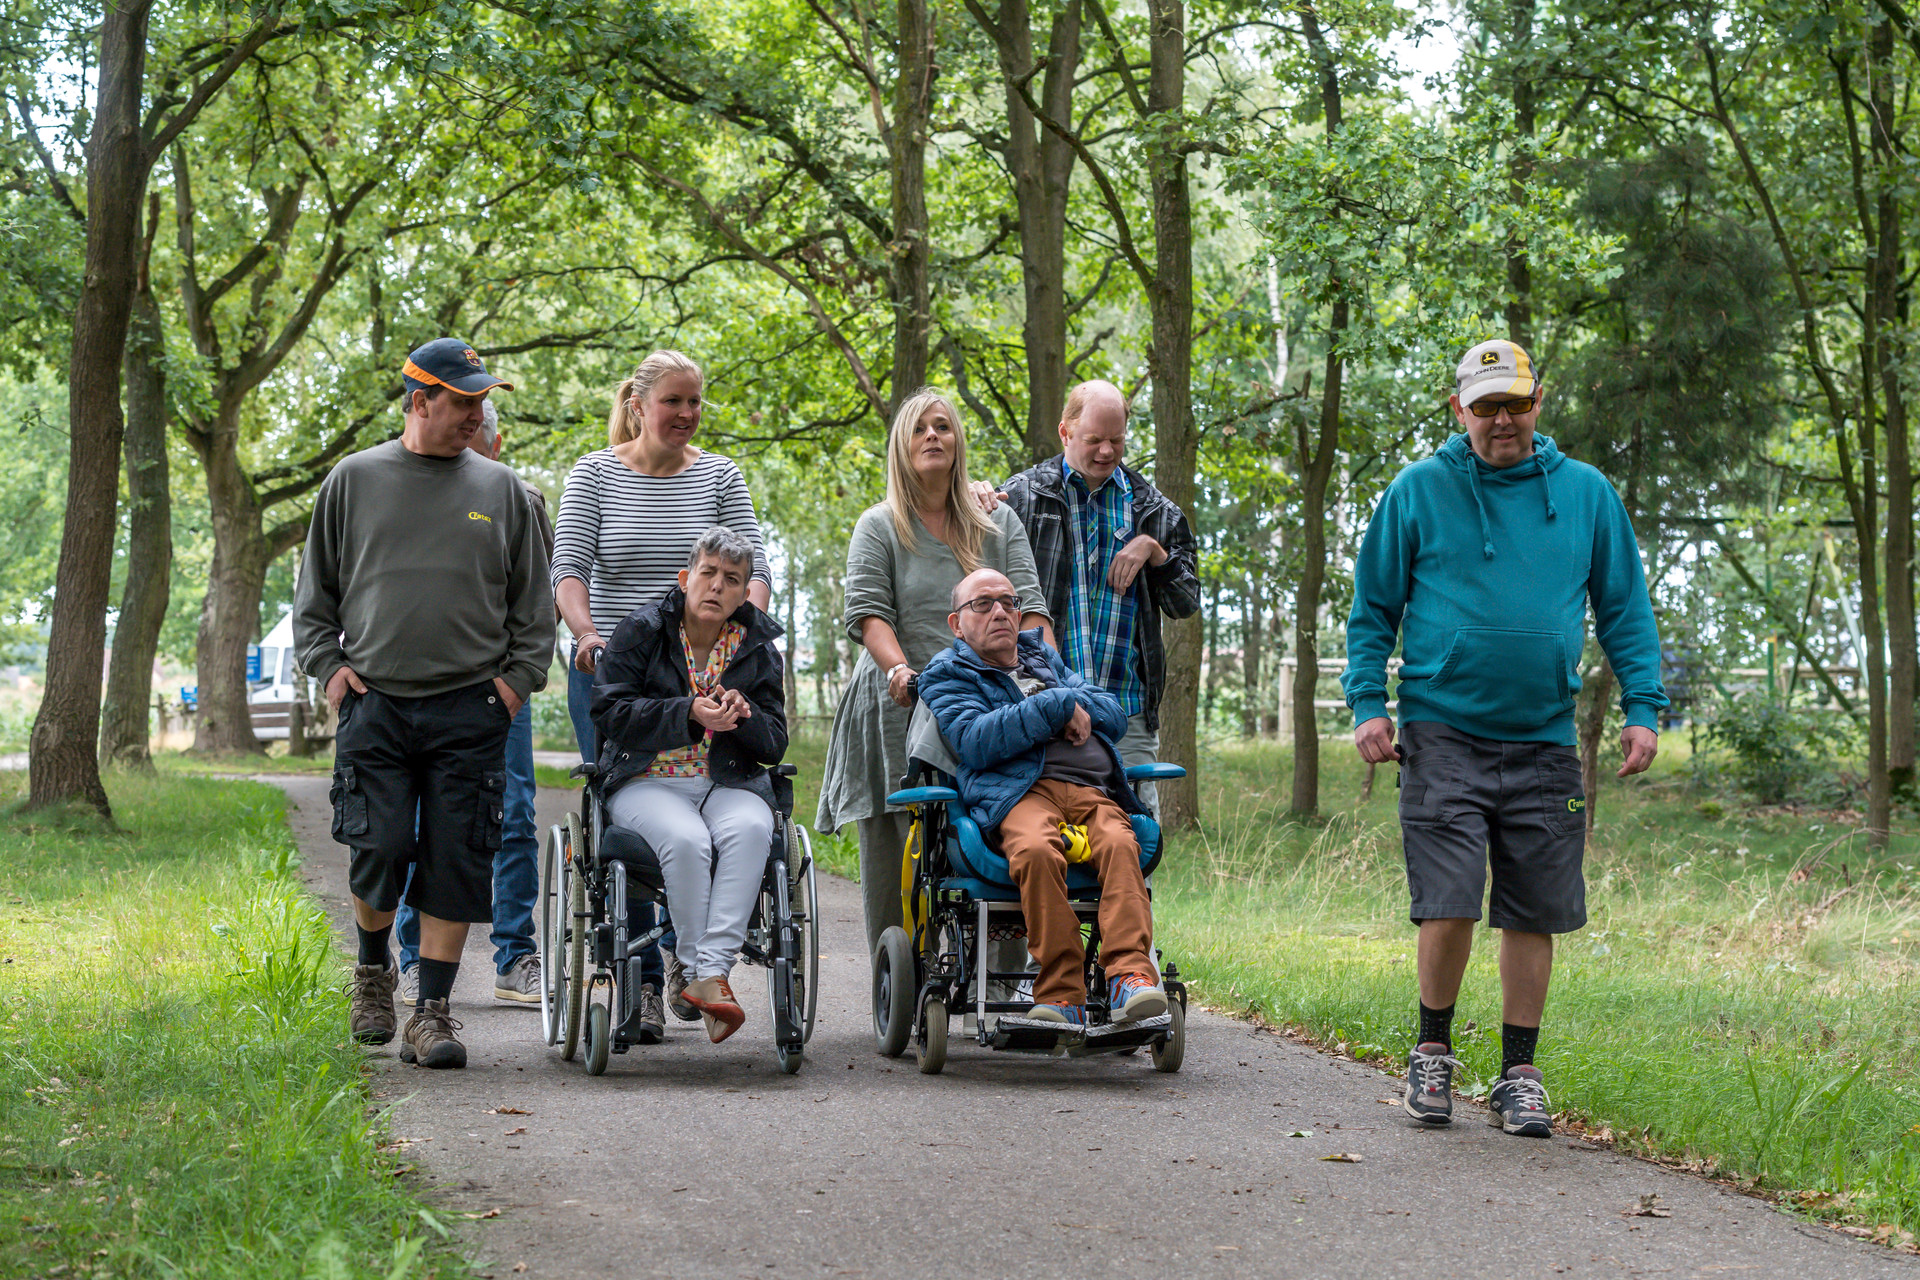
[
  {"x1": 459, "y1": 1208, "x2": 503, "y2": 1220},
  {"x1": 1623, "y1": 1195, "x2": 1671, "y2": 1218},
  {"x1": 486, "y1": 1107, "x2": 531, "y2": 1115},
  {"x1": 1286, "y1": 1130, "x2": 1313, "y2": 1138},
  {"x1": 1320, "y1": 1152, "x2": 1363, "y2": 1163},
  {"x1": 504, "y1": 1127, "x2": 527, "y2": 1136},
  {"x1": 512, "y1": 1265, "x2": 527, "y2": 1274}
]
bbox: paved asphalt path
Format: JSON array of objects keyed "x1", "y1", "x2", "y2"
[{"x1": 272, "y1": 774, "x2": 1914, "y2": 1280}]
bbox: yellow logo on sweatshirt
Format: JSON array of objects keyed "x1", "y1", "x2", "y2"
[{"x1": 468, "y1": 511, "x2": 492, "y2": 523}]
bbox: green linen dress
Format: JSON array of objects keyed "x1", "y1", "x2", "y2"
[{"x1": 816, "y1": 502, "x2": 1047, "y2": 947}]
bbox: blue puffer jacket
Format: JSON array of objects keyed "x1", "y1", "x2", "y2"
[{"x1": 918, "y1": 629, "x2": 1146, "y2": 832}]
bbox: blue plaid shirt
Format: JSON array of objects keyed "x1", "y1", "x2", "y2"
[{"x1": 1061, "y1": 458, "x2": 1144, "y2": 716}]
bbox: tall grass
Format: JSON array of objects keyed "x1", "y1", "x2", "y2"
[
  {"x1": 0, "y1": 774, "x2": 451, "y2": 1279},
  {"x1": 1156, "y1": 740, "x2": 1920, "y2": 1237}
]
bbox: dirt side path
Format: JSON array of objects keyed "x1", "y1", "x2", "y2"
[{"x1": 274, "y1": 774, "x2": 1913, "y2": 1280}]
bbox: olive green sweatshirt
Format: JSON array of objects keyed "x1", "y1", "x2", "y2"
[{"x1": 293, "y1": 440, "x2": 555, "y2": 700}]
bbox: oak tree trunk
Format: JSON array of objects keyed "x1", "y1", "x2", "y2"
[
  {"x1": 1145, "y1": 0, "x2": 1199, "y2": 828},
  {"x1": 1503, "y1": 0, "x2": 1534, "y2": 346},
  {"x1": 100, "y1": 258, "x2": 172, "y2": 771},
  {"x1": 1577, "y1": 656, "x2": 1614, "y2": 839},
  {"x1": 888, "y1": 0, "x2": 934, "y2": 412},
  {"x1": 190, "y1": 408, "x2": 274, "y2": 755},
  {"x1": 1868, "y1": 20, "x2": 1915, "y2": 796},
  {"x1": 30, "y1": 0, "x2": 155, "y2": 818}
]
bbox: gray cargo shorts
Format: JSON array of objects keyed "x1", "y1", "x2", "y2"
[{"x1": 1396, "y1": 720, "x2": 1588, "y2": 934}]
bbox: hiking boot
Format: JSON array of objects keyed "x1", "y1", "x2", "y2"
[
  {"x1": 494, "y1": 954, "x2": 541, "y2": 1004},
  {"x1": 1489, "y1": 1065, "x2": 1553, "y2": 1137},
  {"x1": 683, "y1": 975, "x2": 746, "y2": 1044},
  {"x1": 397, "y1": 964, "x2": 419, "y2": 1009},
  {"x1": 350, "y1": 963, "x2": 398, "y2": 1046},
  {"x1": 1404, "y1": 1042, "x2": 1463, "y2": 1125},
  {"x1": 662, "y1": 951, "x2": 699, "y2": 1022},
  {"x1": 1107, "y1": 973, "x2": 1169, "y2": 1023},
  {"x1": 398, "y1": 999, "x2": 467, "y2": 1069}
]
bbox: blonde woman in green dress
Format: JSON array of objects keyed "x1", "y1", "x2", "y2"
[{"x1": 817, "y1": 389, "x2": 1051, "y2": 953}]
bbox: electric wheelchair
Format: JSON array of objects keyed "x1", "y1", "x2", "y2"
[
  {"x1": 539, "y1": 760, "x2": 820, "y2": 1075},
  {"x1": 870, "y1": 705, "x2": 1189, "y2": 1074}
]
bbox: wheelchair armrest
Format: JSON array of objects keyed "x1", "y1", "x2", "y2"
[
  {"x1": 1125, "y1": 763, "x2": 1187, "y2": 781},
  {"x1": 570, "y1": 761, "x2": 600, "y2": 780},
  {"x1": 887, "y1": 785, "x2": 959, "y2": 807},
  {"x1": 773, "y1": 763, "x2": 797, "y2": 778}
]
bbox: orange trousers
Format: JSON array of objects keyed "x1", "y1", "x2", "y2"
[{"x1": 999, "y1": 778, "x2": 1155, "y2": 1008}]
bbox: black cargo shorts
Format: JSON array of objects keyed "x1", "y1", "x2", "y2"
[
  {"x1": 1396, "y1": 720, "x2": 1587, "y2": 934},
  {"x1": 330, "y1": 681, "x2": 514, "y2": 924}
]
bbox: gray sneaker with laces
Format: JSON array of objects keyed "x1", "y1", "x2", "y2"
[
  {"x1": 397, "y1": 964, "x2": 419, "y2": 1009},
  {"x1": 1403, "y1": 1042, "x2": 1463, "y2": 1125},
  {"x1": 627, "y1": 982, "x2": 666, "y2": 1044},
  {"x1": 1488, "y1": 1064, "x2": 1553, "y2": 1137},
  {"x1": 494, "y1": 954, "x2": 541, "y2": 1004}
]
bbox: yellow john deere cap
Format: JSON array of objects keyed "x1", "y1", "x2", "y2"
[{"x1": 1455, "y1": 338, "x2": 1536, "y2": 407}]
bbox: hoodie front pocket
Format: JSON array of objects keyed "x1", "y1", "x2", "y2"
[{"x1": 1428, "y1": 628, "x2": 1571, "y2": 730}]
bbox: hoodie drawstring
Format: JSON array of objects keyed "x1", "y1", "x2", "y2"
[
  {"x1": 1466, "y1": 461, "x2": 1496, "y2": 559},
  {"x1": 1540, "y1": 463, "x2": 1558, "y2": 522}
]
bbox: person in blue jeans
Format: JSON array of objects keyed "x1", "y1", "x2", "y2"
[{"x1": 396, "y1": 400, "x2": 549, "y2": 1006}]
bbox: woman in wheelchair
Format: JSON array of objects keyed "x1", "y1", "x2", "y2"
[{"x1": 589, "y1": 526, "x2": 787, "y2": 1043}]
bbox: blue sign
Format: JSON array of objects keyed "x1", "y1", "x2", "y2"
[
  {"x1": 246, "y1": 645, "x2": 262, "y2": 681},
  {"x1": 180, "y1": 686, "x2": 197, "y2": 709}
]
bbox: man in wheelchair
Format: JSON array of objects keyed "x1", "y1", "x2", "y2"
[
  {"x1": 589, "y1": 527, "x2": 787, "y2": 1043},
  {"x1": 916, "y1": 567, "x2": 1168, "y2": 1030}
]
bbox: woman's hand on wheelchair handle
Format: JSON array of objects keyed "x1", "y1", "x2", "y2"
[
  {"x1": 887, "y1": 663, "x2": 918, "y2": 708},
  {"x1": 574, "y1": 635, "x2": 605, "y2": 674}
]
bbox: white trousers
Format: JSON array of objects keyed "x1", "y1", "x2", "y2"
[{"x1": 607, "y1": 775, "x2": 773, "y2": 980}]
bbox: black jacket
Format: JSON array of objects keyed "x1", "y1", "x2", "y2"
[
  {"x1": 998, "y1": 460, "x2": 1201, "y2": 732},
  {"x1": 590, "y1": 587, "x2": 789, "y2": 809}
]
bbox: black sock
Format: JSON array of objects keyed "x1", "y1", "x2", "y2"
[
  {"x1": 417, "y1": 957, "x2": 460, "y2": 1006},
  {"x1": 356, "y1": 923, "x2": 392, "y2": 969},
  {"x1": 1501, "y1": 1023, "x2": 1540, "y2": 1076},
  {"x1": 1418, "y1": 1002, "x2": 1454, "y2": 1051}
]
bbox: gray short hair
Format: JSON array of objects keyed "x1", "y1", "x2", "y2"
[
  {"x1": 687, "y1": 525, "x2": 754, "y2": 571},
  {"x1": 476, "y1": 398, "x2": 499, "y2": 449}
]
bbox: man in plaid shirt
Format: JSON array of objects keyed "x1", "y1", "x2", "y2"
[{"x1": 995, "y1": 381, "x2": 1201, "y2": 813}]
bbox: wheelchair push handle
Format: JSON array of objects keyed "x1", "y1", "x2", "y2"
[{"x1": 1124, "y1": 762, "x2": 1187, "y2": 781}]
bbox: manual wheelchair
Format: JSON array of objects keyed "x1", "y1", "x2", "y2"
[
  {"x1": 539, "y1": 761, "x2": 820, "y2": 1075},
  {"x1": 870, "y1": 717, "x2": 1189, "y2": 1075}
]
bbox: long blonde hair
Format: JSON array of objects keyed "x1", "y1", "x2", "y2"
[
  {"x1": 607, "y1": 349, "x2": 702, "y2": 447},
  {"x1": 885, "y1": 388, "x2": 998, "y2": 575}
]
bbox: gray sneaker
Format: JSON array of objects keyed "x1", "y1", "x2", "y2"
[
  {"x1": 662, "y1": 951, "x2": 699, "y2": 1022},
  {"x1": 397, "y1": 964, "x2": 419, "y2": 1009},
  {"x1": 630, "y1": 983, "x2": 666, "y2": 1044},
  {"x1": 350, "y1": 963, "x2": 398, "y2": 1045},
  {"x1": 1403, "y1": 1042, "x2": 1463, "y2": 1125},
  {"x1": 1488, "y1": 1065, "x2": 1553, "y2": 1137},
  {"x1": 494, "y1": 954, "x2": 541, "y2": 1004}
]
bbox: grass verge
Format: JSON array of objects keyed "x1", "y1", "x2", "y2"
[
  {"x1": 1155, "y1": 739, "x2": 1920, "y2": 1246},
  {"x1": 0, "y1": 772, "x2": 455, "y2": 1279}
]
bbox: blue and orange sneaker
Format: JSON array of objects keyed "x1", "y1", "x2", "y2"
[
  {"x1": 1108, "y1": 973, "x2": 1169, "y2": 1023},
  {"x1": 1025, "y1": 1002, "x2": 1088, "y2": 1027}
]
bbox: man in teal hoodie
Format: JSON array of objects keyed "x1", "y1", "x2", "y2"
[{"x1": 1343, "y1": 338, "x2": 1667, "y2": 1139}]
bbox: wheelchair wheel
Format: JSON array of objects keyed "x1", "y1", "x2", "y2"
[
  {"x1": 559, "y1": 811, "x2": 588, "y2": 1062},
  {"x1": 1151, "y1": 996, "x2": 1186, "y2": 1074},
  {"x1": 793, "y1": 827, "x2": 820, "y2": 1042},
  {"x1": 540, "y1": 824, "x2": 565, "y2": 1047},
  {"x1": 585, "y1": 996, "x2": 611, "y2": 1076},
  {"x1": 776, "y1": 1041, "x2": 803, "y2": 1075},
  {"x1": 872, "y1": 926, "x2": 915, "y2": 1057},
  {"x1": 915, "y1": 996, "x2": 948, "y2": 1075}
]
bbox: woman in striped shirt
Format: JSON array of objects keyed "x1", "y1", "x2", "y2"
[{"x1": 551, "y1": 349, "x2": 773, "y2": 1038}]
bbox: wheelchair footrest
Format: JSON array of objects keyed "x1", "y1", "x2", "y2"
[{"x1": 989, "y1": 1011, "x2": 1172, "y2": 1055}]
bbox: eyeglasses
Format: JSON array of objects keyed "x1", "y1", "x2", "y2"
[
  {"x1": 1468, "y1": 397, "x2": 1537, "y2": 418},
  {"x1": 956, "y1": 594, "x2": 1022, "y2": 616}
]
